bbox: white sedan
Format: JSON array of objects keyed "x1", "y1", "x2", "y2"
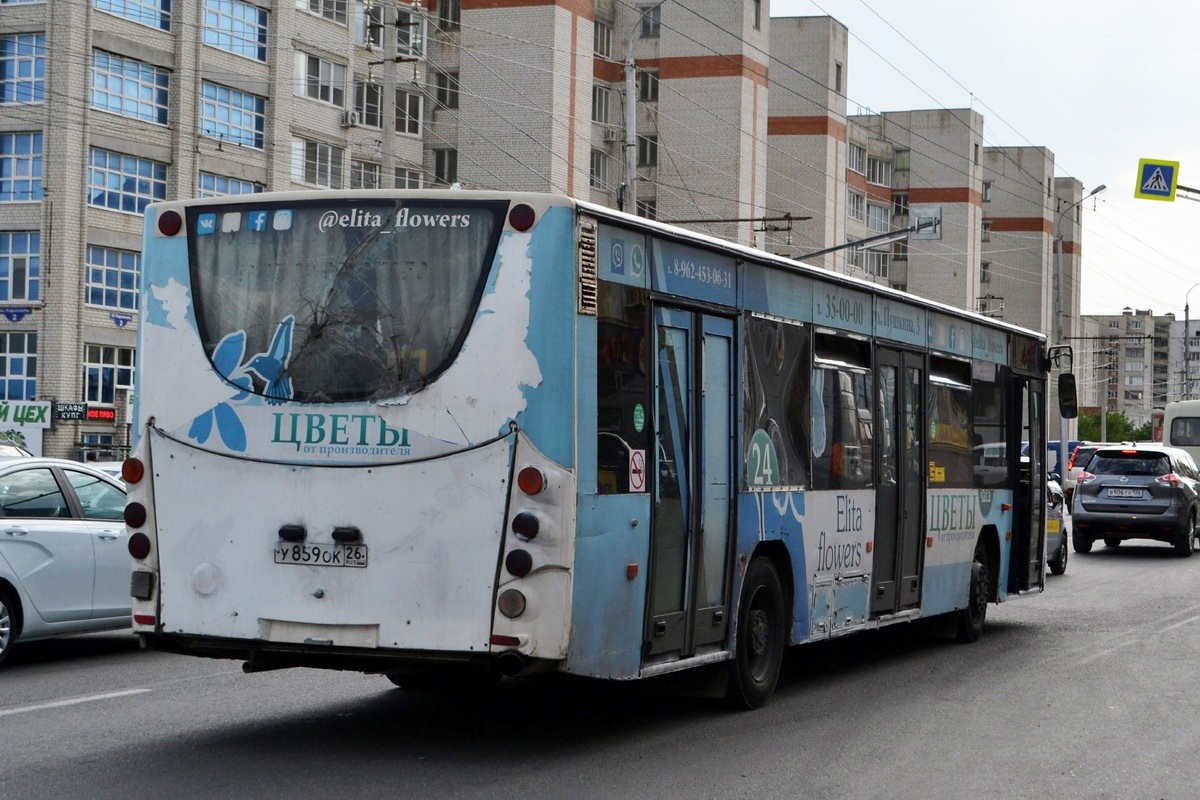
[{"x1": 0, "y1": 459, "x2": 128, "y2": 666}]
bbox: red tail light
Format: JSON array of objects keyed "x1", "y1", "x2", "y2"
[
  {"x1": 1155, "y1": 473, "x2": 1181, "y2": 487},
  {"x1": 1067, "y1": 451, "x2": 1077, "y2": 470},
  {"x1": 128, "y1": 532, "x2": 151, "y2": 559},
  {"x1": 122, "y1": 457, "x2": 145, "y2": 484},
  {"x1": 517, "y1": 466, "x2": 546, "y2": 495},
  {"x1": 1077, "y1": 471, "x2": 1096, "y2": 484},
  {"x1": 134, "y1": 614, "x2": 156, "y2": 626}
]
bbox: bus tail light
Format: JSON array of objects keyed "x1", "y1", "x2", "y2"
[
  {"x1": 512, "y1": 512, "x2": 539, "y2": 541},
  {"x1": 121, "y1": 457, "x2": 145, "y2": 484},
  {"x1": 133, "y1": 614, "x2": 156, "y2": 626},
  {"x1": 517, "y1": 466, "x2": 546, "y2": 495},
  {"x1": 497, "y1": 590, "x2": 526, "y2": 619},
  {"x1": 125, "y1": 502, "x2": 147, "y2": 528},
  {"x1": 128, "y1": 532, "x2": 151, "y2": 560},
  {"x1": 157, "y1": 210, "x2": 182, "y2": 236},
  {"x1": 508, "y1": 204, "x2": 536, "y2": 231},
  {"x1": 505, "y1": 549, "x2": 533, "y2": 577}
]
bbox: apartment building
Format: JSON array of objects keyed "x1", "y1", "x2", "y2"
[
  {"x1": 1081, "y1": 308, "x2": 1173, "y2": 426},
  {"x1": 0, "y1": 0, "x2": 1090, "y2": 455}
]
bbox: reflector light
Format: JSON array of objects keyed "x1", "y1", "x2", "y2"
[
  {"x1": 158, "y1": 210, "x2": 182, "y2": 236},
  {"x1": 121, "y1": 457, "x2": 145, "y2": 484},
  {"x1": 505, "y1": 549, "x2": 533, "y2": 577},
  {"x1": 133, "y1": 614, "x2": 156, "y2": 626},
  {"x1": 512, "y1": 512, "x2": 539, "y2": 541},
  {"x1": 491, "y1": 634, "x2": 521, "y2": 646},
  {"x1": 124, "y1": 502, "x2": 147, "y2": 528},
  {"x1": 128, "y1": 532, "x2": 151, "y2": 560},
  {"x1": 517, "y1": 466, "x2": 546, "y2": 495},
  {"x1": 508, "y1": 204, "x2": 536, "y2": 231},
  {"x1": 497, "y1": 589, "x2": 526, "y2": 618}
]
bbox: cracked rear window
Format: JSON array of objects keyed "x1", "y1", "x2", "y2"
[{"x1": 187, "y1": 199, "x2": 507, "y2": 403}]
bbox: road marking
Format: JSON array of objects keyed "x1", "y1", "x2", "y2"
[{"x1": 0, "y1": 688, "x2": 150, "y2": 718}]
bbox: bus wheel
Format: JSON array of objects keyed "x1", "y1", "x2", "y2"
[
  {"x1": 726, "y1": 557, "x2": 785, "y2": 710},
  {"x1": 955, "y1": 542, "x2": 990, "y2": 643}
]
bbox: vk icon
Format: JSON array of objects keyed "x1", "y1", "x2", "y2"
[
  {"x1": 248, "y1": 211, "x2": 268, "y2": 232},
  {"x1": 197, "y1": 213, "x2": 217, "y2": 235}
]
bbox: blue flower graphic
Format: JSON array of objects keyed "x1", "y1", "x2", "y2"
[{"x1": 188, "y1": 330, "x2": 253, "y2": 452}]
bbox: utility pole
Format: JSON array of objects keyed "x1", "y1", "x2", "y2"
[{"x1": 623, "y1": 41, "x2": 638, "y2": 215}]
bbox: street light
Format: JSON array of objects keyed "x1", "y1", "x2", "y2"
[
  {"x1": 1183, "y1": 282, "x2": 1200, "y2": 400},
  {"x1": 1054, "y1": 182, "x2": 1106, "y2": 455}
]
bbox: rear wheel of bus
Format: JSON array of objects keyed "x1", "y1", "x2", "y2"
[
  {"x1": 725, "y1": 557, "x2": 785, "y2": 710},
  {"x1": 955, "y1": 541, "x2": 991, "y2": 643}
]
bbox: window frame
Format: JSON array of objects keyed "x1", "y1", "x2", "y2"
[
  {"x1": 197, "y1": 171, "x2": 263, "y2": 197},
  {"x1": 395, "y1": 88, "x2": 422, "y2": 136},
  {"x1": 199, "y1": 80, "x2": 266, "y2": 148},
  {"x1": 0, "y1": 231, "x2": 39, "y2": 303},
  {"x1": 0, "y1": 132, "x2": 43, "y2": 202},
  {"x1": 638, "y1": 68, "x2": 659, "y2": 103},
  {"x1": 0, "y1": 331, "x2": 36, "y2": 401},
  {"x1": 92, "y1": 0, "x2": 171, "y2": 31},
  {"x1": 0, "y1": 33, "x2": 46, "y2": 105},
  {"x1": 353, "y1": 78, "x2": 383, "y2": 128},
  {"x1": 292, "y1": 138, "x2": 345, "y2": 189},
  {"x1": 86, "y1": 147, "x2": 167, "y2": 215},
  {"x1": 299, "y1": 52, "x2": 347, "y2": 107},
  {"x1": 83, "y1": 343, "x2": 135, "y2": 405},
  {"x1": 85, "y1": 244, "x2": 140, "y2": 311},
  {"x1": 202, "y1": 0, "x2": 269, "y2": 62}
]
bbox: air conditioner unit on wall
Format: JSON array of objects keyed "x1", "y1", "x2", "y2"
[
  {"x1": 602, "y1": 128, "x2": 621, "y2": 142},
  {"x1": 342, "y1": 110, "x2": 362, "y2": 127}
]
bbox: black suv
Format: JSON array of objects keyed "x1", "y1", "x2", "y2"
[{"x1": 1072, "y1": 445, "x2": 1200, "y2": 557}]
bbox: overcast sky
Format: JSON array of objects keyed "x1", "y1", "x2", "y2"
[{"x1": 770, "y1": 0, "x2": 1200, "y2": 319}]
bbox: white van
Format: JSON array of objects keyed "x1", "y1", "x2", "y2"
[{"x1": 1162, "y1": 400, "x2": 1200, "y2": 465}]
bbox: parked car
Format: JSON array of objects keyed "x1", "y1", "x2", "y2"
[
  {"x1": 1047, "y1": 478, "x2": 1068, "y2": 575},
  {"x1": 1063, "y1": 442, "x2": 1116, "y2": 505},
  {"x1": 1071, "y1": 445, "x2": 1200, "y2": 557},
  {"x1": 0, "y1": 442, "x2": 33, "y2": 461},
  {"x1": 0, "y1": 459, "x2": 129, "y2": 666},
  {"x1": 87, "y1": 461, "x2": 125, "y2": 481}
]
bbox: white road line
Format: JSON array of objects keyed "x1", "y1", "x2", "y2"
[{"x1": 0, "y1": 688, "x2": 151, "y2": 718}]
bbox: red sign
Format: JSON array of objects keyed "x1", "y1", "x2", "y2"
[{"x1": 86, "y1": 407, "x2": 117, "y2": 421}]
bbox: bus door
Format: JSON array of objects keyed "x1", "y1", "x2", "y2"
[
  {"x1": 647, "y1": 307, "x2": 733, "y2": 659},
  {"x1": 1010, "y1": 376, "x2": 1045, "y2": 592},
  {"x1": 871, "y1": 348, "x2": 926, "y2": 614}
]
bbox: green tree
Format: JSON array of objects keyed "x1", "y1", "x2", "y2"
[{"x1": 1078, "y1": 410, "x2": 1138, "y2": 442}]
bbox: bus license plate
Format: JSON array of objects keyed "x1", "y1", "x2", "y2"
[
  {"x1": 1107, "y1": 488, "x2": 1141, "y2": 499},
  {"x1": 274, "y1": 543, "x2": 368, "y2": 568}
]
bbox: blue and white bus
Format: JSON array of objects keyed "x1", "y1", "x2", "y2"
[{"x1": 124, "y1": 191, "x2": 1071, "y2": 708}]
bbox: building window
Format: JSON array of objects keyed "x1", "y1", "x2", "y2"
[
  {"x1": 353, "y1": 79, "x2": 383, "y2": 128},
  {"x1": 355, "y1": 0, "x2": 384, "y2": 48},
  {"x1": 834, "y1": 61, "x2": 842, "y2": 93},
  {"x1": 1, "y1": 34, "x2": 46, "y2": 104},
  {"x1": 594, "y1": 20, "x2": 612, "y2": 57},
  {"x1": 1129, "y1": 320, "x2": 1142, "y2": 329},
  {"x1": 87, "y1": 148, "x2": 167, "y2": 214},
  {"x1": 637, "y1": 134, "x2": 657, "y2": 168},
  {"x1": 434, "y1": 148, "x2": 458, "y2": 185},
  {"x1": 395, "y1": 89, "x2": 422, "y2": 135},
  {"x1": 291, "y1": 138, "x2": 344, "y2": 188},
  {"x1": 974, "y1": 142, "x2": 980, "y2": 166},
  {"x1": 848, "y1": 142, "x2": 866, "y2": 174},
  {"x1": 298, "y1": 53, "x2": 346, "y2": 107},
  {"x1": 203, "y1": 0, "x2": 268, "y2": 62},
  {"x1": 1107, "y1": 321, "x2": 1119, "y2": 329},
  {"x1": 84, "y1": 344, "x2": 135, "y2": 405},
  {"x1": 592, "y1": 85, "x2": 610, "y2": 124},
  {"x1": 438, "y1": 0, "x2": 459, "y2": 30},
  {"x1": 980, "y1": 261, "x2": 990, "y2": 283},
  {"x1": 893, "y1": 192, "x2": 909, "y2": 216},
  {"x1": 847, "y1": 189, "x2": 864, "y2": 222},
  {"x1": 866, "y1": 156, "x2": 891, "y2": 186},
  {"x1": 752, "y1": 0, "x2": 761, "y2": 30},
  {"x1": 0, "y1": 232, "x2": 39, "y2": 302},
  {"x1": 639, "y1": 5, "x2": 660, "y2": 38},
  {"x1": 91, "y1": 50, "x2": 170, "y2": 125},
  {"x1": 981, "y1": 220, "x2": 992, "y2": 242},
  {"x1": 349, "y1": 159, "x2": 381, "y2": 189},
  {"x1": 865, "y1": 250, "x2": 889, "y2": 279},
  {"x1": 1126, "y1": 347, "x2": 1145, "y2": 358},
  {"x1": 435, "y1": 71, "x2": 459, "y2": 109},
  {"x1": 0, "y1": 332, "x2": 36, "y2": 401},
  {"x1": 590, "y1": 148, "x2": 608, "y2": 190},
  {"x1": 93, "y1": 0, "x2": 171, "y2": 31},
  {"x1": 1125, "y1": 361, "x2": 1144, "y2": 372},
  {"x1": 199, "y1": 81, "x2": 265, "y2": 148},
  {"x1": 636, "y1": 198, "x2": 657, "y2": 220},
  {"x1": 638, "y1": 69, "x2": 659, "y2": 102},
  {"x1": 301, "y1": 0, "x2": 347, "y2": 25},
  {"x1": 395, "y1": 166, "x2": 422, "y2": 189},
  {"x1": 396, "y1": 7, "x2": 426, "y2": 57},
  {"x1": 893, "y1": 240, "x2": 908, "y2": 261},
  {"x1": 982, "y1": 180, "x2": 993, "y2": 202},
  {"x1": 0, "y1": 133, "x2": 42, "y2": 202},
  {"x1": 866, "y1": 203, "x2": 889, "y2": 232},
  {"x1": 894, "y1": 149, "x2": 911, "y2": 171},
  {"x1": 197, "y1": 172, "x2": 263, "y2": 197},
  {"x1": 85, "y1": 245, "x2": 140, "y2": 311}
]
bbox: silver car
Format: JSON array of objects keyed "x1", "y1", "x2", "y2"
[
  {"x1": 0, "y1": 459, "x2": 129, "y2": 666},
  {"x1": 1071, "y1": 445, "x2": 1200, "y2": 557}
]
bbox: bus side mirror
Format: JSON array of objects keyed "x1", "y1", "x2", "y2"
[{"x1": 1058, "y1": 373, "x2": 1078, "y2": 419}]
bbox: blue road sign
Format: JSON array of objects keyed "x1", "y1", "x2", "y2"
[{"x1": 1135, "y1": 158, "x2": 1179, "y2": 201}]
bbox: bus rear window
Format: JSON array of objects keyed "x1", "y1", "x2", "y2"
[
  {"x1": 187, "y1": 199, "x2": 506, "y2": 403},
  {"x1": 1170, "y1": 417, "x2": 1200, "y2": 447}
]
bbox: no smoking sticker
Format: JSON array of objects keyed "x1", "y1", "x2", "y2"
[{"x1": 629, "y1": 449, "x2": 647, "y2": 492}]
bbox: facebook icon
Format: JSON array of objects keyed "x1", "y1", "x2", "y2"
[{"x1": 248, "y1": 211, "x2": 269, "y2": 232}]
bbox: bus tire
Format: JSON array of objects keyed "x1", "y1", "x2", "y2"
[
  {"x1": 955, "y1": 542, "x2": 990, "y2": 644},
  {"x1": 725, "y1": 557, "x2": 785, "y2": 710},
  {"x1": 0, "y1": 587, "x2": 17, "y2": 668},
  {"x1": 1072, "y1": 532, "x2": 1093, "y2": 554}
]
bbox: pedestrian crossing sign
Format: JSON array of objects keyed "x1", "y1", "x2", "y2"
[{"x1": 1135, "y1": 158, "x2": 1179, "y2": 201}]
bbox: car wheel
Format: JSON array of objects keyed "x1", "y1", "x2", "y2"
[
  {"x1": 726, "y1": 557, "x2": 786, "y2": 710},
  {"x1": 1049, "y1": 537, "x2": 1068, "y2": 575},
  {"x1": 0, "y1": 588, "x2": 17, "y2": 668},
  {"x1": 1072, "y1": 531, "x2": 1093, "y2": 554},
  {"x1": 1104, "y1": 537, "x2": 1122, "y2": 548},
  {"x1": 955, "y1": 542, "x2": 991, "y2": 643},
  {"x1": 1175, "y1": 512, "x2": 1197, "y2": 558}
]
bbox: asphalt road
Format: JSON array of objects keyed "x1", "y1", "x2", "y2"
[{"x1": 3, "y1": 540, "x2": 1200, "y2": 800}]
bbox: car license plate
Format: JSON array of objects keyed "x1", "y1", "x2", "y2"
[
  {"x1": 274, "y1": 543, "x2": 368, "y2": 568},
  {"x1": 1107, "y1": 488, "x2": 1142, "y2": 499}
]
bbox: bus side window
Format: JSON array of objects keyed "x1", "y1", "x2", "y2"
[{"x1": 596, "y1": 283, "x2": 649, "y2": 494}]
